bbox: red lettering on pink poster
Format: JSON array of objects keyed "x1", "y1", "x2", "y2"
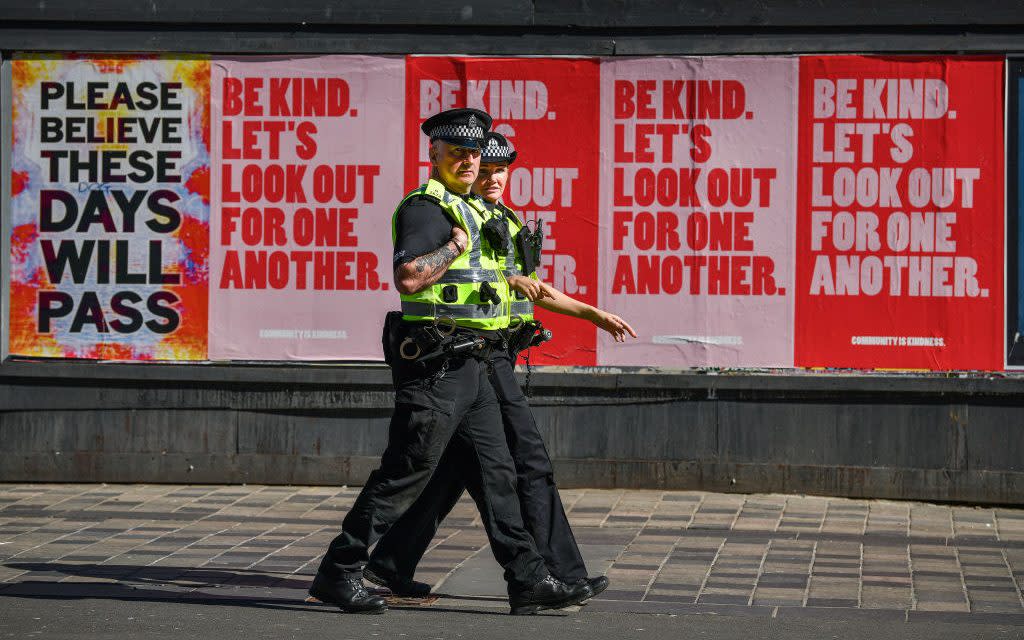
[
  {"x1": 210, "y1": 56, "x2": 403, "y2": 360},
  {"x1": 599, "y1": 57, "x2": 798, "y2": 368}
]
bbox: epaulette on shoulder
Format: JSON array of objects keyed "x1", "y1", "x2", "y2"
[
  {"x1": 400, "y1": 183, "x2": 440, "y2": 206},
  {"x1": 422, "y1": 181, "x2": 448, "y2": 204}
]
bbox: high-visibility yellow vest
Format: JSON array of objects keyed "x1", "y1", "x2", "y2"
[
  {"x1": 392, "y1": 179, "x2": 512, "y2": 330},
  {"x1": 490, "y1": 201, "x2": 536, "y2": 322}
]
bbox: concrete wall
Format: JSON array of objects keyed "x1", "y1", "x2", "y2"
[{"x1": 2, "y1": 361, "x2": 1022, "y2": 504}]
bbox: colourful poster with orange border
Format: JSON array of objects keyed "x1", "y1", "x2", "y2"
[{"x1": 9, "y1": 54, "x2": 210, "y2": 360}]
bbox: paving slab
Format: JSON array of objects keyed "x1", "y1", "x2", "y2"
[{"x1": 0, "y1": 484, "x2": 1022, "y2": 628}]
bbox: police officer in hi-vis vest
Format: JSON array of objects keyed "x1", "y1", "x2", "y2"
[
  {"x1": 364, "y1": 132, "x2": 636, "y2": 601},
  {"x1": 309, "y1": 109, "x2": 591, "y2": 615}
]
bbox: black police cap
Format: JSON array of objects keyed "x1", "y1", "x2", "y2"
[
  {"x1": 481, "y1": 132, "x2": 517, "y2": 165},
  {"x1": 421, "y1": 108, "x2": 492, "y2": 149}
]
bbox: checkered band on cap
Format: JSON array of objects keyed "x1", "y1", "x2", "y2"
[
  {"x1": 429, "y1": 123, "x2": 485, "y2": 141},
  {"x1": 483, "y1": 137, "x2": 515, "y2": 159}
]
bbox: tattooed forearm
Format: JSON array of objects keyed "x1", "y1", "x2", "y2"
[
  {"x1": 394, "y1": 241, "x2": 459, "y2": 295},
  {"x1": 414, "y1": 243, "x2": 457, "y2": 275}
]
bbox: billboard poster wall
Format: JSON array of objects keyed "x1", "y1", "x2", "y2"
[
  {"x1": 9, "y1": 54, "x2": 210, "y2": 360},
  {"x1": 598, "y1": 57, "x2": 798, "y2": 368},
  {"x1": 405, "y1": 57, "x2": 601, "y2": 365},
  {"x1": 208, "y1": 56, "x2": 403, "y2": 360},
  {"x1": 794, "y1": 56, "x2": 1004, "y2": 370},
  {"x1": 3, "y1": 52, "x2": 1015, "y2": 372}
]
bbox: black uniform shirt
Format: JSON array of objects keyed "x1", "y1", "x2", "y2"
[{"x1": 392, "y1": 196, "x2": 455, "y2": 268}]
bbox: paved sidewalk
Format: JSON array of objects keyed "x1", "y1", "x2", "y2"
[{"x1": 1, "y1": 484, "x2": 1024, "y2": 627}]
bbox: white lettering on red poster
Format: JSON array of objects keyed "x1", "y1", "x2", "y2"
[
  {"x1": 795, "y1": 56, "x2": 1004, "y2": 370},
  {"x1": 406, "y1": 58, "x2": 601, "y2": 365}
]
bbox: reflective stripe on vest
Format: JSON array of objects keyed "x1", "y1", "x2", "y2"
[
  {"x1": 453, "y1": 199, "x2": 483, "y2": 270},
  {"x1": 401, "y1": 301, "x2": 505, "y2": 319},
  {"x1": 495, "y1": 202, "x2": 535, "y2": 320},
  {"x1": 438, "y1": 268, "x2": 496, "y2": 284},
  {"x1": 439, "y1": 191, "x2": 484, "y2": 270},
  {"x1": 511, "y1": 301, "x2": 534, "y2": 316}
]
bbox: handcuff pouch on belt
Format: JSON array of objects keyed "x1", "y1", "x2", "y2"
[
  {"x1": 515, "y1": 220, "x2": 544, "y2": 276},
  {"x1": 397, "y1": 316, "x2": 485, "y2": 366},
  {"x1": 508, "y1": 320, "x2": 553, "y2": 355}
]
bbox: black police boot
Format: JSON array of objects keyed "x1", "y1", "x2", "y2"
[
  {"x1": 508, "y1": 574, "x2": 593, "y2": 615},
  {"x1": 363, "y1": 565, "x2": 432, "y2": 597},
  {"x1": 308, "y1": 572, "x2": 387, "y2": 614},
  {"x1": 577, "y1": 575, "x2": 610, "y2": 603}
]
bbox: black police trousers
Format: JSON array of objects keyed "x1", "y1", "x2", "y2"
[
  {"x1": 315, "y1": 351, "x2": 549, "y2": 591},
  {"x1": 367, "y1": 348, "x2": 588, "y2": 583}
]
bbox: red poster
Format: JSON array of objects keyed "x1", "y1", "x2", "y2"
[
  {"x1": 404, "y1": 57, "x2": 601, "y2": 365},
  {"x1": 795, "y1": 56, "x2": 1004, "y2": 370}
]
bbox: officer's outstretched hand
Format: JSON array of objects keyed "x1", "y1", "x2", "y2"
[
  {"x1": 450, "y1": 226, "x2": 469, "y2": 255},
  {"x1": 507, "y1": 275, "x2": 553, "y2": 302},
  {"x1": 592, "y1": 310, "x2": 638, "y2": 343}
]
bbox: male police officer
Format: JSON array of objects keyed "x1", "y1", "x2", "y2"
[
  {"x1": 364, "y1": 131, "x2": 636, "y2": 600},
  {"x1": 309, "y1": 111, "x2": 590, "y2": 615}
]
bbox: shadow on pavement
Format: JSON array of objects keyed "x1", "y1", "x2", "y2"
[{"x1": 0, "y1": 562, "x2": 515, "y2": 617}]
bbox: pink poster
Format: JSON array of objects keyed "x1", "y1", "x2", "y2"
[
  {"x1": 598, "y1": 57, "x2": 798, "y2": 367},
  {"x1": 209, "y1": 56, "x2": 404, "y2": 360}
]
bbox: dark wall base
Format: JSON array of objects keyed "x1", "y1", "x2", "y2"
[
  {"x1": 2, "y1": 362, "x2": 1023, "y2": 504},
  {"x1": 3, "y1": 452, "x2": 1023, "y2": 506}
]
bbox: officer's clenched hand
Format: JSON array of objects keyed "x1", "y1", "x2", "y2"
[{"x1": 507, "y1": 275, "x2": 553, "y2": 302}]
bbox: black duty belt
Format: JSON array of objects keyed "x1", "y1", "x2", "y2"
[{"x1": 397, "y1": 317, "x2": 487, "y2": 364}]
